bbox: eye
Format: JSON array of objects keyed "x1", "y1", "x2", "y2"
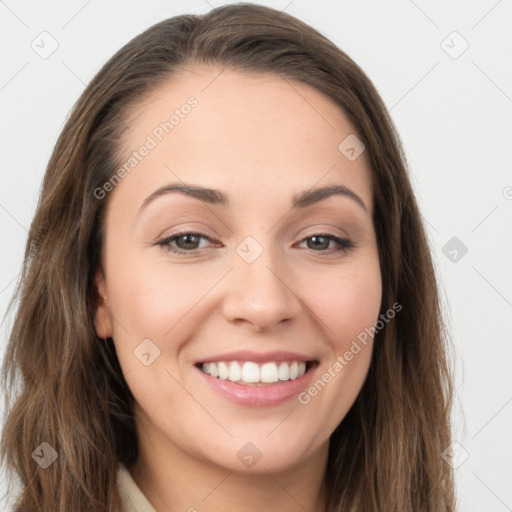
[
  {"x1": 296, "y1": 233, "x2": 353, "y2": 253},
  {"x1": 156, "y1": 231, "x2": 353, "y2": 256},
  {"x1": 157, "y1": 232, "x2": 214, "y2": 254}
]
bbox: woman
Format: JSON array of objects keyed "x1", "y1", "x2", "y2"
[{"x1": 1, "y1": 3, "x2": 456, "y2": 511}]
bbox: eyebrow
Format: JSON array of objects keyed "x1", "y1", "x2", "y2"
[{"x1": 139, "y1": 183, "x2": 367, "y2": 214}]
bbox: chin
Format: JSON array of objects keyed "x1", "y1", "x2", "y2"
[{"x1": 202, "y1": 434, "x2": 321, "y2": 475}]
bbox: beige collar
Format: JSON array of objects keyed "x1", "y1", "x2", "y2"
[{"x1": 117, "y1": 463, "x2": 157, "y2": 512}]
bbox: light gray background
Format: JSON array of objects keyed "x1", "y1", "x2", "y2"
[{"x1": 1, "y1": 1, "x2": 511, "y2": 510}]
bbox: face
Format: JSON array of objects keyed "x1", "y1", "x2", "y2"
[{"x1": 94, "y1": 66, "x2": 382, "y2": 474}]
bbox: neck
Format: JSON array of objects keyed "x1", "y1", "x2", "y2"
[{"x1": 129, "y1": 410, "x2": 329, "y2": 512}]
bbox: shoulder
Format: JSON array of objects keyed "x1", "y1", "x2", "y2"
[{"x1": 117, "y1": 462, "x2": 158, "y2": 512}]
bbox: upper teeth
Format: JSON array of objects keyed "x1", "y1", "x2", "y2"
[{"x1": 201, "y1": 361, "x2": 307, "y2": 384}]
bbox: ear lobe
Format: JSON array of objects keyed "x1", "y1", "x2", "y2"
[{"x1": 93, "y1": 270, "x2": 112, "y2": 339}]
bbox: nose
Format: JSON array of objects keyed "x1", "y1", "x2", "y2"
[{"x1": 221, "y1": 245, "x2": 302, "y2": 333}]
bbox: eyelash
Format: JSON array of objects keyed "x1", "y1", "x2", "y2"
[{"x1": 156, "y1": 231, "x2": 354, "y2": 256}]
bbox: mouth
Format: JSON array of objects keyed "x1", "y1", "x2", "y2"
[
  {"x1": 193, "y1": 350, "x2": 320, "y2": 407},
  {"x1": 194, "y1": 357, "x2": 319, "y2": 407},
  {"x1": 194, "y1": 360, "x2": 319, "y2": 386}
]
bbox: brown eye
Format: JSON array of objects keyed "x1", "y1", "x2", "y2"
[
  {"x1": 306, "y1": 235, "x2": 330, "y2": 250},
  {"x1": 157, "y1": 232, "x2": 213, "y2": 254},
  {"x1": 297, "y1": 234, "x2": 353, "y2": 253}
]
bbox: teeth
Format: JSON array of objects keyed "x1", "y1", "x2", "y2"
[
  {"x1": 278, "y1": 362, "x2": 289, "y2": 380},
  {"x1": 290, "y1": 361, "x2": 298, "y2": 380},
  {"x1": 218, "y1": 362, "x2": 229, "y2": 380},
  {"x1": 228, "y1": 361, "x2": 242, "y2": 382},
  {"x1": 242, "y1": 362, "x2": 260, "y2": 383},
  {"x1": 209, "y1": 362, "x2": 219, "y2": 378},
  {"x1": 260, "y1": 362, "x2": 278, "y2": 383},
  {"x1": 200, "y1": 360, "x2": 308, "y2": 385}
]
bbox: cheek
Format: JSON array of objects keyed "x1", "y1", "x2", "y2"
[
  {"x1": 105, "y1": 257, "x2": 204, "y2": 411},
  {"x1": 107, "y1": 250, "x2": 211, "y2": 340},
  {"x1": 295, "y1": 261, "x2": 381, "y2": 437},
  {"x1": 104, "y1": 252, "x2": 229, "y2": 385},
  {"x1": 305, "y1": 258, "x2": 382, "y2": 348}
]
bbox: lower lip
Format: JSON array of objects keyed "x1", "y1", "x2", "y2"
[{"x1": 195, "y1": 364, "x2": 317, "y2": 407}]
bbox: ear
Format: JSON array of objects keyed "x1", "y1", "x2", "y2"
[{"x1": 93, "y1": 270, "x2": 113, "y2": 339}]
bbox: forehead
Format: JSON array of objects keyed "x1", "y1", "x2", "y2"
[{"x1": 112, "y1": 65, "x2": 372, "y2": 211}]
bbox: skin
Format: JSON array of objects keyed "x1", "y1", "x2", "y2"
[{"x1": 94, "y1": 66, "x2": 382, "y2": 512}]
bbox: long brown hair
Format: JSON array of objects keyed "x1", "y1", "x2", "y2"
[{"x1": 1, "y1": 3, "x2": 456, "y2": 510}]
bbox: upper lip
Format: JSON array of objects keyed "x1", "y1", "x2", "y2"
[{"x1": 196, "y1": 350, "x2": 318, "y2": 365}]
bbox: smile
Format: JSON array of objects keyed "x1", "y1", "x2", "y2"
[
  {"x1": 195, "y1": 358, "x2": 319, "y2": 407},
  {"x1": 198, "y1": 360, "x2": 311, "y2": 385}
]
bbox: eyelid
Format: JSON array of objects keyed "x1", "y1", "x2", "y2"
[
  {"x1": 153, "y1": 221, "x2": 216, "y2": 241},
  {"x1": 298, "y1": 223, "x2": 350, "y2": 240}
]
